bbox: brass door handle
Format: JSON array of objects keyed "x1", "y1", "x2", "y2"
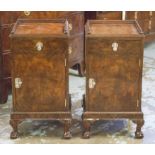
[
  {"x1": 89, "y1": 78, "x2": 96, "y2": 89},
  {"x1": 36, "y1": 42, "x2": 43, "y2": 51},
  {"x1": 15, "y1": 78, "x2": 22, "y2": 88},
  {"x1": 112, "y1": 42, "x2": 118, "y2": 52}
]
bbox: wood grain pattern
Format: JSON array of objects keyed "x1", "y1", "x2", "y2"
[
  {"x1": 83, "y1": 20, "x2": 144, "y2": 139},
  {"x1": 12, "y1": 39, "x2": 67, "y2": 112},
  {"x1": 150, "y1": 15, "x2": 155, "y2": 32},
  {"x1": 14, "y1": 23, "x2": 65, "y2": 35},
  {"x1": 126, "y1": 11, "x2": 155, "y2": 41},
  {"x1": 126, "y1": 11, "x2": 150, "y2": 20},
  {"x1": 10, "y1": 19, "x2": 72, "y2": 139},
  {"x1": 86, "y1": 11, "x2": 155, "y2": 42},
  {"x1": 17, "y1": 11, "x2": 84, "y2": 72},
  {"x1": 97, "y1": 11, "x2": 122, "y2": 20}
]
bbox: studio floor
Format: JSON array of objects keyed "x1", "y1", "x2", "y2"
[{"x1": 0, "y1": 42, "x2": 155, "y2": 144}]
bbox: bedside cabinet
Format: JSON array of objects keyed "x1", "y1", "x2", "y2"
[
  {"x1": 83, "y1": 20, "x2": 144, "y2": 139},
  {"x1": 10, "y1": 19, "x2": 72, "y2": 139}
]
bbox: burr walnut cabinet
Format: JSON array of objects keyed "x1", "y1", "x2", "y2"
[
  {"x1": 0, "y1": 11, "x2": 84, "y2": 104},
  {"x1": 83, "y1": 20, "x2": 144, "y2": 139},
  {"x1": 10, "y1": 19, "x2": 72, "y2": 139}
]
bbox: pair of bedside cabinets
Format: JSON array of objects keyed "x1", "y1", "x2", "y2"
[{"x1": 9, "y1": 19, "x2": 144, "y2": 139}]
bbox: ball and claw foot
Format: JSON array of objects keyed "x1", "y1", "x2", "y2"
[
  {"x1": 10, "y1": 119, "x2": 21, "y2": 139},
  {"x1": 133, "y1": 119, "x2": 144, "y2": 139},
  {"x1": 64, "y1": 131, "x2": 72, "y2": 139},
  {"x1": 10, "y1": 131, "x2": 19, "y2": 139},
  {"x1": 135, "y1": 130, "x2": 144, "y2": 139},
  {"x1": 83, "y1": 131, "x2": 90, "y2": 139},
  {"x1": 82, "y1": 120, "x2": 91, "y2": 139},
  {"x1": 63, "y1": 120, "x2": 72, "y2": 139}
]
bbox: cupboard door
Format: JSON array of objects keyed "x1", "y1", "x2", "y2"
[
  {"x1": 13, "y1": 39, "x2": 67, "y2": 112},
  {"x1": 86, "y1": 39, "x2": 141, "y2": 112}
]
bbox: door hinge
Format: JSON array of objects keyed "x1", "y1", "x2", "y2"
[
  {"x1": 137, "y1": 99, "x2": 139, "y2": 107},
  {"x1": 139, "y1": 59, "x2": 141, "y2": 67},
  {"x1": 65, "y1": 99, "x2": 67, "y2": 107},
  {"x1": 65, "y1": 58, "x2": 67, "y2": 67},
  {"x1": 149, "y1": 20, "x2": 152, "y2": 30},
  {"x1": 89, "y1": 78, "x2": 96, "y2": 89},
  {"x1": 15, "y1": 78, "x2": 22, "y2": 89}
]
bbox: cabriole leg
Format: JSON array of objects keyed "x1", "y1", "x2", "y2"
[
  {"x1": 133, "y1": 119, "x2": 144, "y2": 139},
  {"x1": 10, "y1": 119, "x2": 20, "y2": 139},
  {"x1": 63, "y1": 120, "x2": 72, "y2": 139},
  {"x1": 82, "y1": 120, "x2": 91, "y2": 139}
]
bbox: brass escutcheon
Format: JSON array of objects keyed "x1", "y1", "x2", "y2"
[
  {"x1": 36, "y1": 41, "x2": 43, "y2": 51},
  {"x1": 24, "y1": 11, "x2": 31, "y2": 16},
  {"x1": 112, "y1": 42, "x2": 119, "y2": 52}
]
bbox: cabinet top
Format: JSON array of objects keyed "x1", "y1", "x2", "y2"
[
  {"x1": 10, "y1": 19, "x2": 71, "y2": 38},
  {"x1": 85, "y1": 20, "x2": 144, "y2": 38}
]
